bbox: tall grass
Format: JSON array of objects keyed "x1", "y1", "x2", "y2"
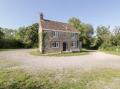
[{"x1": 0, "y1": 68, "x2": 120, "y2": 89}]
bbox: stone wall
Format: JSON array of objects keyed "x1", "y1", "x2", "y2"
[{"x1": 42, "y1": 30, "x2": 80, "y2": 53}]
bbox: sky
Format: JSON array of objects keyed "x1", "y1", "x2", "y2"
[{"x1": 0, "y1": 0, "x2": 120, "y2": 29}]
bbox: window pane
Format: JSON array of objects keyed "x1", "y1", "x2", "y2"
[
  {"x1": 52, "y1": 31, "x2": 59, "y2": 37},
  {"x1": 72, "y1": 41, "x2": 77, "y2": 48},
  {"x1": 51, "y1": 42, "x2": 59, "y2": 48}
]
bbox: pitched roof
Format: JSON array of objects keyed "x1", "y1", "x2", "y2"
[{"x1": 40, "y1": 19, "x2": 80, "y2": 33}]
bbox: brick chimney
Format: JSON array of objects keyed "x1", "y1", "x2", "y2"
[{"x1": 40, "y1": 13, "x2": 44, "y2": 20}]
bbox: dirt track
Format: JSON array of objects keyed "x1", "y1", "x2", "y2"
[{"x1": 0, "y1": 49, "x2": 120, "y2": 71}]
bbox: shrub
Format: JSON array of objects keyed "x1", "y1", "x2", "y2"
[
  {"x1": 0, "y1": 39, "x2": 24, "y2": 49},
  {"x1": 99, "y1": 45, "x2": 120, "y2": 52}
]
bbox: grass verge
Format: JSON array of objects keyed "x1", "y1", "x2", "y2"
[
  {"x1": 30, "y1": 49, "x2": 90, "y2": 56},
  {"x1": 106, "y1": 51, "x2": 120, "y2": 56},
  {"x1": 100, "y1": 50, "x2": 120, "y2": 56},
  {"x1": 0, "y1": 49, "x2": 17, "y2": 51}
]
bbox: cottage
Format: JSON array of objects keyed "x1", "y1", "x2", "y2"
[{"x1": 39, "y1": 13, "x2": 81, "y2": 53}]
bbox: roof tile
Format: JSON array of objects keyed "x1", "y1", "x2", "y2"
[{"x1": 40, "y1": 19, "x2": 80, "y2": 33}]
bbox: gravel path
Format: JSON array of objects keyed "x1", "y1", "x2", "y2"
[{"x1": 0, "y1": 49, "x2": 120, "y2": 71}]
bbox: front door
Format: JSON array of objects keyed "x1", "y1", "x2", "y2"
[{"x1": 63, "y1": 42, "x2": 67, "y2": 51}]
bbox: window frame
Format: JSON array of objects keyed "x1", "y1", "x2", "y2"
[
  {"x1": 71, "y1": 33, "x2": 76, "y2": 38},
  {"x1": 52, "y1": 31, "x2": 59, "y2": 38},
  {"x1": 51, "y1": 41, "x2": 60, "y2": 48},
  {"x1": 72, "y1": 41, "x2": 77, "y2": 48}
]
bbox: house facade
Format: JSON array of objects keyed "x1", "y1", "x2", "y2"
[{"x1": 39, "y1": 13, "x2": 81, "y2": 53}]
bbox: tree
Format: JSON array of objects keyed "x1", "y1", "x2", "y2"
[
  {"x1": 68, "y1": 17, "x2": 94, "y2": 49},
  {"x1": 16, "y1": 27, "x2": 26, "y2": 42},
  {"x1": 68, "y1": 17, "x2": 81, "y2": 29},
  {"x1": 17, "y1": 23, "x2": 39, "y2": 48},
  {"x1": 0, "y1": 28, "x2": 4, "y2": 39},
  {"x1": 81, "y1": 23, "x2": 94, "y2": 37},
  {"x1": 80, "y1": 23, "x2": 94, "y2": 48},
  {"x1": 0, "y1": 28, "x2": 17, "y2": 39},
  {"x1": 96, "y1": 26, "x2": 111, "y2": 48},
  {"x1": 111, "y1": 26, "x2": 120, "y2": 46}
]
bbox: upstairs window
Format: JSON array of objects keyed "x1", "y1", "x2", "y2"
[
  {"x1": 71, "y1": 33, "x2": 76, "y2": 38},
  {"x1": 51, "y1": 42, "x2": 59, "y2": 48},
  {"x1": 52, "y1": 31, "x2": 59, "y2": 38}
]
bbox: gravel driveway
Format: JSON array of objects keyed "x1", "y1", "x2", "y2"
[{"x1": 0, "y1": 49, "x2": 120, "y2": 71}]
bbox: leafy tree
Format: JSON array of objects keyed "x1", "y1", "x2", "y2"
[
  {"x1": 68, "y1": 17, "x2": 81, "y2": 29},
  {"x1": 96, "y1": 26, "x2": 112, "y2": 49},
  {"x1": 0, "y1": 23, "x2": 39, "y2": 49},
  {"x1": 90, "y1": 36, "x2": 102, "y2": 49},
  {"x1": 16, "y1": 27, "x2": 26, "y2": 42},
  {"x1": 0, "y1": 28, "x2": 4, "y2": 39},
  {"x1": 111, "y1": 26, "x2": 120, "y2": 46},
  {"x1": 96, "y1": 26, "x2": 112, "y2": 50},
  {"x1": 0, "y1": 27, "x2": 24, "y2": 49},
  {"x1": 68, "y1": 17, "x2": 94, "y2": 49},
  {"x1": 80, "y1": 23, "x2": 94, "y2": 48},
  {"x1": 1, "y1": 28, "x2": 17, "y2": 39},
  {"x1": 17, "y1": 23, "x2": 39, "y2": 48}
]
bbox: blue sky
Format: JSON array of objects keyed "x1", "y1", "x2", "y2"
[{"x1": 0, "y1": 0, "x2": 120, "y2": 29}]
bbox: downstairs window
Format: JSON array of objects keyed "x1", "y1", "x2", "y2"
[{"x1": 51, "y1": 42, "x2": 60, "y2": 48}]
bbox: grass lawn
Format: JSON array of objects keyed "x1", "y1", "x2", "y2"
[
  {"x1": 0, "y1": 49, "x2": 17, "y2": 51},
  {"x1": 101, "y1": 50, "x2": 120, "y2": 56},
  {"x1": 30, "y1": 49, "x2": 90, "y2": 56},
  {"x1": 0, "y1": 49, "x2": 10, "y2": 51},
  {"x1": 0, "y1": 59, "x2": 120, "y2": 89},
  {"x1": 0, "y1": 68, "x2": 120, "y2": 89},
  {"x1": 106, "y1": 51, "x2": 120, "y2": 55}
]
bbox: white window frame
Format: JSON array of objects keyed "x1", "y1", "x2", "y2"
[
  {"x1": 72, "y1": 41, "x2": 77, "y2": 48},
  {"x1": 71, "y1": 33, "x2": 76, "y2": 38},
  {"x1": 52, "y1": 31, "x2": 59, "y2": 38},
  {"x1": 51, "y1": 42, "x2": 60, "y2": 48}
]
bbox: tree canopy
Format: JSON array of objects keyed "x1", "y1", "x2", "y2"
[
  {"x1": 68, "y1": 17, "x2": 81, "y2": 29},
  {"x1": 0, "y1": 28, "x2": 4, "y2": 39},
  {"x1": 16, "y1": 23, "x2": 39, "y2": 48},
  {"x1": 0, "y1": 23, "x2": 38, "y2": 49},
  {"x1": 68, "y1": 17, "x2": 94, "y2": 49}
]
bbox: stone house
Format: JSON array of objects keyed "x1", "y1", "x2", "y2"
[{"x1": 39, "y1": 13, "x2": 81, "y2": 53}]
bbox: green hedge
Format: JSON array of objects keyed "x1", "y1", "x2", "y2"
[
  {"x1": 0, "y1": 39, "x2": 24, "y2": 49},
  {"x1": 99, "y1": 45, "x2": 120, "y2": 52}
]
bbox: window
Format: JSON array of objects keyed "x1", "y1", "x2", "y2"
[
  {"x1": 51, "y1": 42, "x2": 59, "y2": 48},
  {"x1": 52, "y1": 31, "x2": 59, "y2": 38},
  {"x1": 71, "y1": 33, "x2": 76, "y2": 38},
  {"x1": 72, "y1": 41, "x2": 77, "y2": 48}
]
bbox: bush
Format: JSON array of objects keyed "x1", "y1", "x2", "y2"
[
  {"x1": 0, "y1": 39, "x2": 24, "y2": 49},
  {"x1": 99, "y1": 45, "x2": 120, "y2": 52}
]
